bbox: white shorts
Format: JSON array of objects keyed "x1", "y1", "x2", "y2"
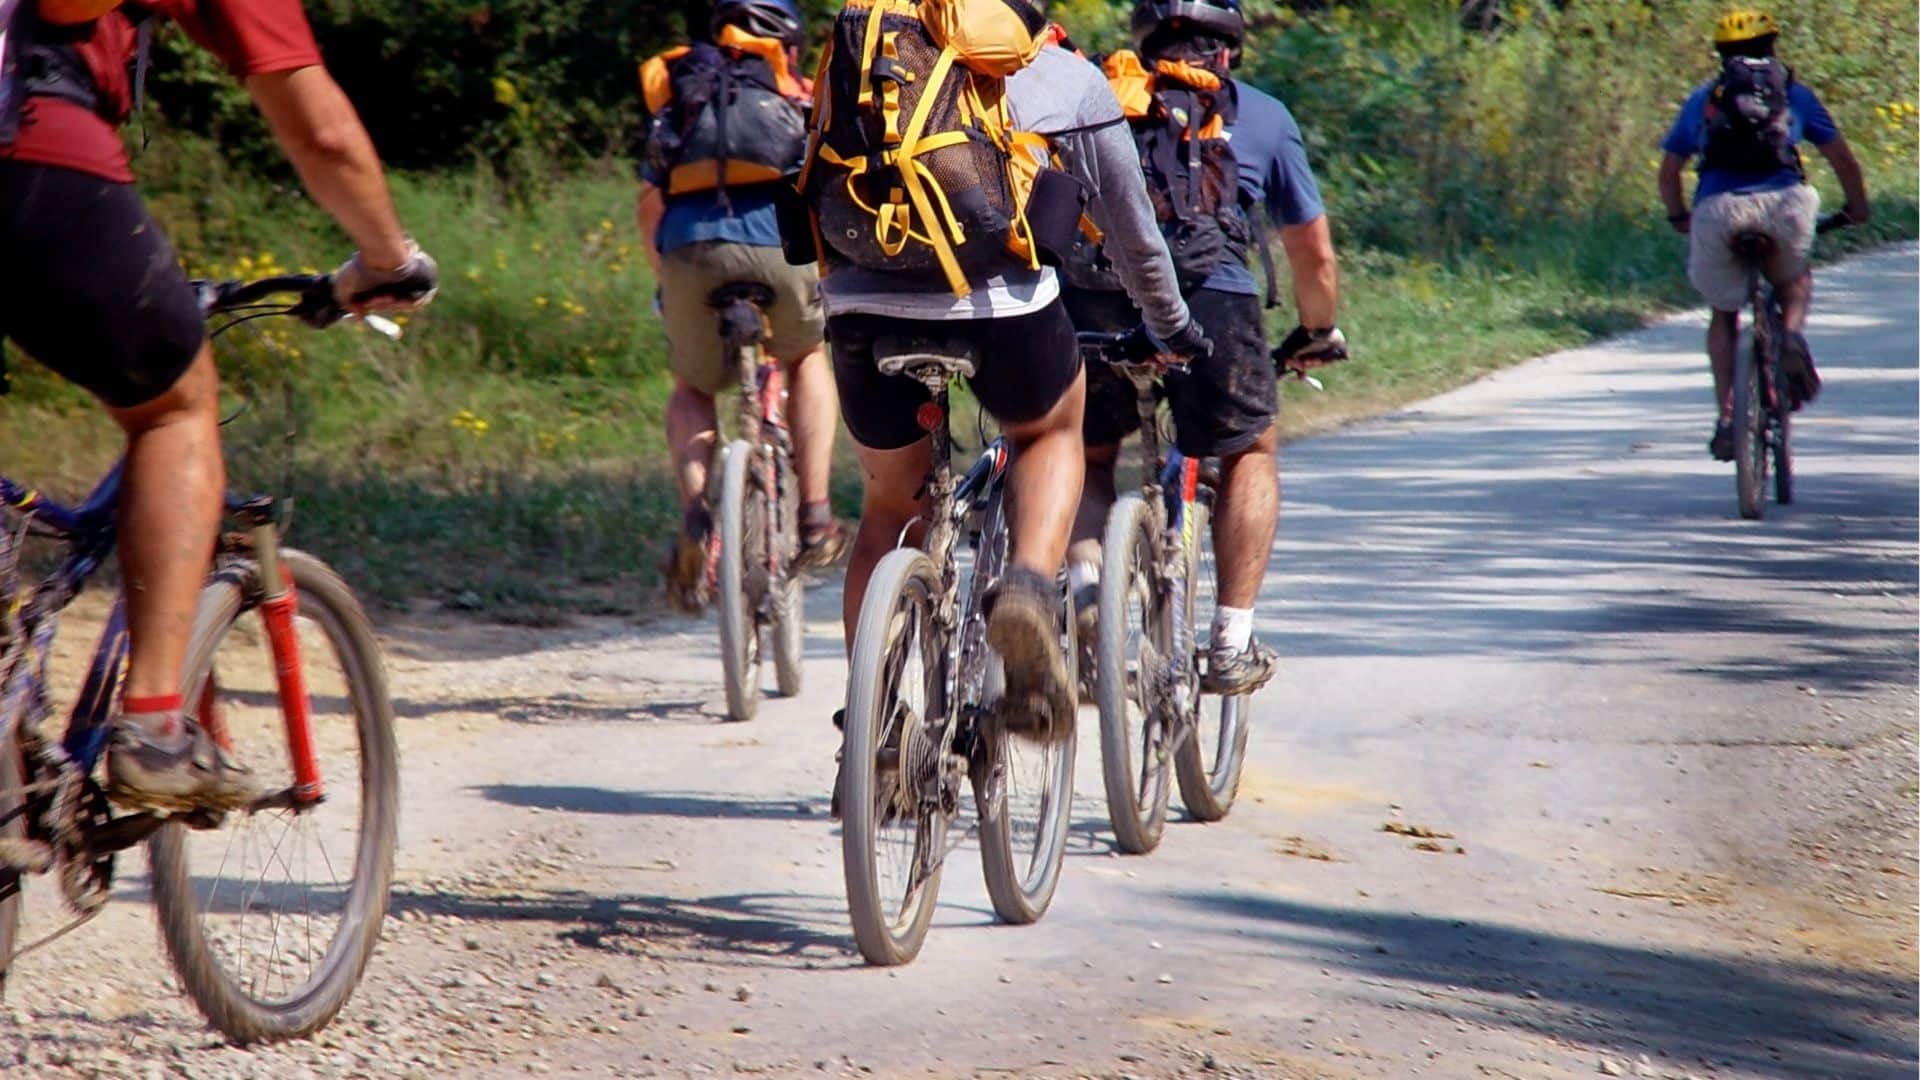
[{"x1": 1687, "y1": 184, "x2": 1820, "y2": 312}]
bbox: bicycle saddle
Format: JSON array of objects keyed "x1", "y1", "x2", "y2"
[
  {"x1": 1731, "y1": 231, "x2": 1774, "y2": 261},
  {"x1": 707, "y1": 282, "x2": 776, "y2": 310},
  {"x1": 874, "y1": 335, "x2": 977, "y2": 381}
]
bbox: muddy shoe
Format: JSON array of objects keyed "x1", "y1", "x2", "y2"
[
  {"x1": 1781, "y1": 330, "x2": 1820, "y2": 409},
  {"x1": 107, "y1": 713, "x2": 260, "y2": 813},
  {"x1": 665, "y1": 504, "x2": 713, "y2": 614},
  {"x1": 1709, "y1": 417, "x2": 1735, "y2": 462},
  {"x1": 793, "y1": 519, "x2": 849, "y2": 571},
  {"x1": 985, "y1": 567, "x2": 1074, "y2": 744},
  {"x1": 1200, "y1": 639, "x2": 1279, "y2": 696}
]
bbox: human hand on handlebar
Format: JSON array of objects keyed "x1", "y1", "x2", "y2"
[
  {"x1": 332, "y1": 238, "x2": 440, "y2": 315},
  {"x1": 1273, "y1": 325, "x2": 1349, "y2": 374},
  {"x1": 1156, "y1": 319, "x2": 1213, "y2": 367}
]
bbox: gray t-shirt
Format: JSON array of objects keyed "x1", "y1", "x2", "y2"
[{"x1": 819, "y1": 46, "x2": 1190, "y2": 340}]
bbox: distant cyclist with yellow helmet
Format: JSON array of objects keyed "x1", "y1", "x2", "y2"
[{"x1": 1658, "y1": 9, "x2": 1871, "y2": 461}]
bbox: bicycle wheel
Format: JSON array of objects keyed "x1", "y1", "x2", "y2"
[
  {"x1": 717, "y1": 440, "x2": 765, "y2": 721},
  {"x1": 1174, "y1": 497, "x2": 1250, "y2": 822},
  {"x1": 149, "y1": 549, "x2": 398, "y2": 1043},
  {"x1": 1094, "y1": 494, "x2": 1172, "y2": 855},
  {"x1": 976, "y1": 487, "x2": 1077, "y2": 924},
  {"x1": 842, "y1": 549, "x2": 948, "y2": 966},
  {"x1": 770, "y1": 449, "x2": 805, "y2": 698},
  {"x1": 0, "y1": 722, "x2": 23, "y2": 992},
  {"x1": 1772, "y1": 360, "x2": 1795, "y2": 507},
  {"x1": 1732, "y1": 331, "x2": 1769, "y2": 520}
]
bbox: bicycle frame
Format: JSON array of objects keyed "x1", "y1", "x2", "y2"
[
  {"x1": 1114, "y1": 362, "x2": 1204, "y2": 726},
  {"x1": 0, "y1": 469, "x2": 326, "y2": 808}
]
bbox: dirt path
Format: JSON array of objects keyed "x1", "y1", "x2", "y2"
[{"x1": 4, "y1": 247, "x2": 1916, "y2": 1079}]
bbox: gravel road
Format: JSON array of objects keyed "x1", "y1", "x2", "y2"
[{"x1": 4, "y1": 246, "x2": 1915, "y2": 1079}]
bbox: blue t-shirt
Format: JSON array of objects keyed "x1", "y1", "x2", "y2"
[
  {"x1": 1202, "y1": 79, "x2": 1326, "y2": 296},
  {"x1": 1660, "y1": 78, "x2": 1840, "y2": 201},
  {"x1": 646, "y1": 174, "x2": 786, "y2": 252}
]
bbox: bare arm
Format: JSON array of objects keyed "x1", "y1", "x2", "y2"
[
  {"x1": 636, "y1": 183, "x2": 667, "y2": 277},
  {"x1": 245, "y1": 67, "x2": 410, "y2": 269},
  {"x1": 1658, "y1": 152, "x2": 1690, "y2": 231},
  {"x1": 1815, "y1": 135, "x2": 1872, "y2": 223},
  {"x1": 1278, "y1": 214, "x2": 1338, "y2": 328}
]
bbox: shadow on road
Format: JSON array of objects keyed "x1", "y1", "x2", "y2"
[
  {"x1": 1273, "y1": 279, "x2": 1919, "y2": 695},
  {"x1": 1177, "y1": 891, "x2": 1918, "y2": 1080},
  {"x1": 473, "y1": 784, "x2": 823, "y2": 821}
]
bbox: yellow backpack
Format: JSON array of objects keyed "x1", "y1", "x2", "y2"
[{"x1": 799, "y1": 0, "x2": 1055, "y2": 296}]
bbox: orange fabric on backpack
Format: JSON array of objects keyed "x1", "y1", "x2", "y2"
[
  {"x1": 37, "y1": 0, "x2": 123, "y2": 25},
  {"x1": 1102, "y1": 50, "x2": 1152, "y2": 119},
  {"x1": 1153, "y1": 58, "x2": 1222, "y2": 92}
]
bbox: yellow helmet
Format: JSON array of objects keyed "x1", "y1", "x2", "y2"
[{"x1": 1715, "y1": 10, "x2": 1779, "y2": 44}]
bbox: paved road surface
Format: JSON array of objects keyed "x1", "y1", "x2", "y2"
[{"x1": 8, "y1": 246, "x2": 1916, "y2": 1078}]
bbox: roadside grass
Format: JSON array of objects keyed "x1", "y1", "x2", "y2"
[{"x1": 3, "y1": 164, "x2": 1912, "y2": 620}]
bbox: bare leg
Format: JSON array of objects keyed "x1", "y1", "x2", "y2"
[
  {"x1": 842, "y1": 438, "x2": 931, "y2": 649},
  {"x1": 107, "y1": 346, "x2": 223, "y2": 701},
  {"x1": 1213, "y1": 424, "x2": 1280, "y2": 610},
  {"x1": 781, "y1": 343, "x2": 837, "y2": 507},
  {"x1": 1068, "y1": 441, "x2": 1121, "y2": 568},
  {"x1": 1778, "y1": 270, "x2": 1813, "y2": 333},
  {"x1": 1707, "y1": 309, "x2": 1740, "y2": 419},
  {"x1": 666, "y1": 378, "x2": 718, "y2": 512},
  {"x1": 999, "y1": 368, "x2": 1087, "y2": 579}
]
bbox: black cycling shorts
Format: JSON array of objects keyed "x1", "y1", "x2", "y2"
[
  {"x1": 828, "y1": 301, "x2": 1082, "y2": 451},
  {"x1": 0, "y1": 161, "x2": 205, "y2": 409},
  {"x1": 1067, "y1": 286, "x2": 1277, "y2": 458}
]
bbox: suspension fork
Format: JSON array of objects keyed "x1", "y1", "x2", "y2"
[{"x1": 251, "y1": 522, "x2": 323, "y2": 804}]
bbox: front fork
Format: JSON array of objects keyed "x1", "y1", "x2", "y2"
[{"x1": 244, "y1": 516, "x2": 324, "y2": 805}]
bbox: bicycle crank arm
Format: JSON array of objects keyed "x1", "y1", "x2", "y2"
[{"x1": 77, "y1": 810, "x2": 168, "y2": 855}]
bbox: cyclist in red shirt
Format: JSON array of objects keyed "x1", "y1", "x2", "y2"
[{"x1": 0, "y1": 0, "x2": 438, "y2": 810}]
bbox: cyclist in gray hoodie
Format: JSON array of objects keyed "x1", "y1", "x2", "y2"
[{"x1": 822, "y1": 36, "x2": 1205, "y2": 746}]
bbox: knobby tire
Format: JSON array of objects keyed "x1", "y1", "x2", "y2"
[
  {"x1": 1173, "y1": 498, "x2": 1251, "y2": 822},
  {"x1": 717, "y1": 441, "x2": 763, "y2": 721},
  {"x1": 1094, "y1": 495, "x2": 1172, "y2": 855}
]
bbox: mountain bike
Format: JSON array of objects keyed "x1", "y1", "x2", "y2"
[
  {"x1": 839, "y1": 336, "x2": 1076, "y2": 966},
  {"x1": 707, "y1": 284, "x2": 806, "y2": 722},
  {"x1": 1078, "y1": 331, "x2": 1246, "y2": 856},
  {"x1": 0, "y1": 275, "x2": 406, "y2": 1043},
  {"x1": 1731, "y1": 211, "x2": 1852, "y2": 520}
]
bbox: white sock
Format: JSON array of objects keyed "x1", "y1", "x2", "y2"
[
  {"x1": 1067, "y1": 559, "x2": 1100, "y2": 599},
  {"x1": 1212, "y1": 606, "x2": 1254, "y2": 653}
]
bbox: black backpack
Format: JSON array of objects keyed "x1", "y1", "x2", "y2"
[
  {"x1": 1136, "y1": 61, "x2": 1250, "y2": 293},
  {"x1": 642, "y1": 38, "x2": 808, "y2": 202},
  {"x1": 1702, "y1": 55, "x2": 1802, "y2": 176}
]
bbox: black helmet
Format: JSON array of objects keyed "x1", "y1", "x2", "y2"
[
  {"x1": 711, "y1": 0, "x2": 806, "y2": 47},
  {"x1": 1130, "y1": 0, "x2": 1245, "y2": 50}
]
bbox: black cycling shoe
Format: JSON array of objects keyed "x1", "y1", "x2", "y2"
[
  {"x1": 1200, "y1": 639, "x2": 1279, "y2": 697},
  {"x1": 985, "y1": 567, "x2": 1074, "y2": 744},
  {"x1": 106, "y1": 714, "x2": 260, "y2": 813},
  {"x1": 1709, "y1": 418, "x2": 1736, "y2": 462},
  {"x1": 1781, "y1": 330, "x2": 1820, "y2": 409},
  {"x1": 665, "y1": 503, "x2": 713, "y2": 614}
]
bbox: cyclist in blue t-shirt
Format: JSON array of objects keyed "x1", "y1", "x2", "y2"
[
  {"x1": 1657, "y1": 10, "x2": 1870, "y2": 461},
  {"x1": 637, "y1": 0, "x2": 845, "y2": 612}
]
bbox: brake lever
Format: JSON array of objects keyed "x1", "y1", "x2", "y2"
[{"x1": 358, "y1": 313, "x2": 404, "y2": 341}]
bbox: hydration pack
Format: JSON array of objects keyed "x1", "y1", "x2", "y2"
[
  {"x1": 799, "y1": 0, "x2": 1062, "y2": 297},
  {"x1": 1063, "y1": 48, "x2": 1275, "y2": 304},
  {"x1": 0, "y1": 0, "x2": 149, "y2": 147},
  {"x1": 1702, "y1": 55, "x2": 1801, "y2": 177},
  {"x1": 641, "y1": 25, "x2": 810, "y2": 198}
]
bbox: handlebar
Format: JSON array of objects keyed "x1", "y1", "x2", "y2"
[
  {"x1": 1075, "y1": 328, "x2": 1188, "y2": 375},
  {"x1": 191, "y1": 273, "x2": 407, "y2": 340}
]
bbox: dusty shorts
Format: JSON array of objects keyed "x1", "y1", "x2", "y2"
[
  {"x1": 0, "y1": 161, "x2": 205, "y2": 408},
  {"x1": 1687, "y1": 184, "x2": 1820, "y2": 313},
  {"x1": 1066, "y1": 286, "x2": 1277, "y2": 459},
  {"x1": 827, "y1": 302, "x2": 1081, "y2": 451},
  {"x1": 658, "y1": 241, "x2": 825, "y2": 395}
]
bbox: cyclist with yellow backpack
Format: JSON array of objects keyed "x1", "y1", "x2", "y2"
[
  {"x1": 798, "y1": 0, "x2": 1209, "y2": 741},
  {"x1": 639, "y1": 0, "x2": 846, "y2": 612}
]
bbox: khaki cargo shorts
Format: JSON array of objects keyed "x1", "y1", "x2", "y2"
[
  {"x1": 659, "y1": 241, "x2": 824, "y2": 395},
  {"x1": 1687, "y1": 184, "x2": 1820, "y2": 312}
]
